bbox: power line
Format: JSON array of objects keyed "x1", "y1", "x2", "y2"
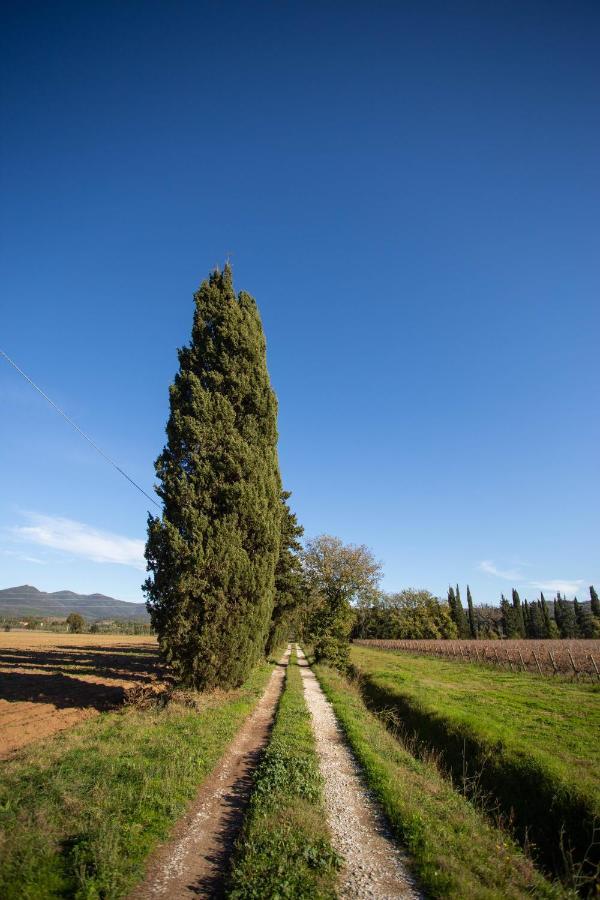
[{"x1": 1, "y1": 348, "x2": 161, "y2": 510}]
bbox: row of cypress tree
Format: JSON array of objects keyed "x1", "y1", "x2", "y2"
[
  {"x1": 448, "y1": 583, "x2": 600, "y2": 640},
  {"x1": 144, "y1": 265, "x2": 304, "y2": 689}
]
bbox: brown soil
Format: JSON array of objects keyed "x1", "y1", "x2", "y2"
[
  {"x1": 0, "y1": 632, "x2": 162, "y2": 757},
  {"x1": 128, "y1": 648, "x2": 290, "y2": 900}
]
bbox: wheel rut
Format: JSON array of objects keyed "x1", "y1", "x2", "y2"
[
  {"x1": 297, "y1": 646, "x2": 420, "y2": 900},
  {"x1": 128, "y1": 647, "x2": 290, "y2": 899}
]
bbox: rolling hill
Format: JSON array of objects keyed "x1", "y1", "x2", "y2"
[{"x1": 0, "y1": 585, "x2": 149, "y2": 621}]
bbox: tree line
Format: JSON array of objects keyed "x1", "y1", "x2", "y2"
[{"x1": 353, "y1": 584, "x2": 600, "y2": 641}]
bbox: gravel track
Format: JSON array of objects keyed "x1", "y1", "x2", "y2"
[{"x1": 297, "y1": 646, "x2": 420, "y2": 900}]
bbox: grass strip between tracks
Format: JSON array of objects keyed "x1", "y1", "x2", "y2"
[
  {"x1": 0, "y1": 662, "x2": 273, "y2": 899},
  {"x1": 313, "y1": 662, "x2": 572, "y2": 900},
  {"x1": 227, "y1": 648, "x2": 339, "y2": 899}
]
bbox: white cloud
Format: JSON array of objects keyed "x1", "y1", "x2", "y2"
[
  {"x1": 0, "y1": 549, "x2": 46, "y2": 565},
  {"x1": 11, "y1": 514, "x2": 145, "y2": 570},
  {"x1": 478, "y1": 560, "x2": 524, "y2": 581},
  {"x1": 477, "y1": 560, "x2": 585, "y2": 598},
  {"x1": 529, "y1": 580, "x2": 585, "y2": 597}
]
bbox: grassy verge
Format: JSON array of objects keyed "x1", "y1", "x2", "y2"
[
  {"x1": 0, "y1": 663, "x2": 273, "y2": 899},
  {"x1": 227, "y1": 649, "x2": 339, "y2": 899},
  {"x1": 314, "y1": 661, "x2": 572, "y2": 899},
  {"x1": 350, "y1": 645, "x2": 600, "y2": 886}
]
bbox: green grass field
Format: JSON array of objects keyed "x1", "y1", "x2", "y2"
[
  {"x1": 350, "y1": 644, "x2": 600, "y2": 887},
  {"x1": 0, "y1": 663, "x2": 273, "y2": 900},
  {"x1": 227, "y1": 649, "x2": 339, "y2": 898},
  {"x1": 314, "y1": 661, "x2": 570, "y2": 899}
]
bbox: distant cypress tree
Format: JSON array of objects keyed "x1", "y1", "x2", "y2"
[
  {"x1": 540, "y1": 593, "x2": 552, "y2": 637},
  {"x1": 512, "y1": 589, "x2": 526, "y2": 638},
  {"x1": 144, "y1": 265, "x2": 282, "y2": 689},
  {"x1": 528, "y1": 601, "x2": 546, "y2": 639},
  {"x1": 522, "y1": 599, "x2": 531, "y2": 637},
  {"x1": 500, "y1": 594, "x2": 517, "y2": 638},
  {"x1": 555, "y1": 593, "x2": 578, "y2": 639},
  {"x1": 466, "y1": 585, "x2": 477, "y2": 638},
  {"x1": 266, "y1": 491, "x2": 305, "y2": 654},
  {"x1": 447, "y1": 586, "x2": 456, "y2": 620},
  {"x1": 455, "y1": 585, "x2": 470, "y2": 638},
  {"x1": 574, "y1": 598, "x2": 595, "y2": 639},
  {"x1": 590, "y1": 585, "x2": 600, "y2": 619}
]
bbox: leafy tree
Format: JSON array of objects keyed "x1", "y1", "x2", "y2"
[
  {"x1": 384, "y1": 590, "x2": 457, "y2": 639},
  {"x1": 66, "y1": 613, "x2": 85, "y2": 633},
  {"x1": 466, "y1": 585, "x2": 477, "y2": 638},
  {"x1": 304, "y1": 535, "x2": 381, "y2": 669},
  {"x1": 266, "y1": 491, "x2": 305, "y2": 654},
  {"x1": 144, "y1": 265, "x2": 282, "y2": 689},
  {"x1": 353, "y1": 591, "x2": 387, "y2": 639},
  {"x1": 590, "y1": 585, "x2": 600, "y2": 620},
  {"x1": 511, "y1": 589, "x2": 526, "y2": 638}
]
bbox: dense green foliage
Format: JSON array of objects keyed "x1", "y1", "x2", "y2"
[
  {"x1": 265, "y1": 493, "x2": 305, "y2": 655},
  {"x1": 350, "y1": 645, "x2": 600, "y2": 888},
  {"x1": 355, "y1": 584, "x2": 600, "y2": 642},
  {"x1": 227, "y1": 650, "x2": 339, "y2": 898},
  {"x1": 144, "y1": 266, "x2": 282, "y2": 689},
  {"x1": 0, "y1": 662, "x2": 273, "y2": 899},
  {"x1": 314, "y1": 662, "x2": 568, "y2": 899},
  {"x1": 304, "y1": 535, "x2": 381, "y2": 668},
  {"x1": 353, "y1": 589, "x2": 457, "y2": 640}
]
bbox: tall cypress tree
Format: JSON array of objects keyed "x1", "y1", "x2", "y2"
[
  {"x1": 500, "y1": 594, "x2": 516, "y2": 638},
  {"x1": 555, "y1": 593, "x2": 578, "y2": 639},
  {"x1": 512, "y1": 588, "x2": 526, "y2": 638},
  {"x1": 144, "y1": 265, "x2": 282, "y2": 689},
  {"x1": 574, "y1": 598, "x2": 596, "y2": 638},
  {"x1": 466, "y1": 585, "x2": 477, "y2": 638},
  {"x1": 451, "y1": 585, "x2": 470, "y2": 638},
  {"x1": 590, "y1": 585, "x2": 600, "y2": 619},
  {"x1": 522, "y1": 599, "x2": 531, "y2": 637},
  {"x1": 540, "y1": 593, "x2": 552, "y2": 637}
]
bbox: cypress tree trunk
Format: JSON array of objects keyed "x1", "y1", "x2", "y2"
[{"x1": 144, "y1": 265, "x2": 282, "y2": 689}]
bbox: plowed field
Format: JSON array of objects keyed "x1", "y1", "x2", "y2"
[{"x1": 0, "y1": 632, "x2": 161, "y2": 757}]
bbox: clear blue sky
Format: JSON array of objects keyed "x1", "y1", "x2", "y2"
[{"x1": 1, "y1": 2, "x2": 598, "y2": 606}]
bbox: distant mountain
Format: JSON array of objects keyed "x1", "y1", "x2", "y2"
[{"x1": 0, "y1": 585, "x2": 149, "y2": 621}]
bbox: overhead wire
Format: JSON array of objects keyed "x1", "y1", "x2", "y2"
[{"x1": 0, "y1": 348, "x2": 161, "y2": 510}]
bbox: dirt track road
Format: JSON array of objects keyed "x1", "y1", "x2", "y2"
[{"x1": 128, "y1": 648, "x2": 290, "y2": 899}]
